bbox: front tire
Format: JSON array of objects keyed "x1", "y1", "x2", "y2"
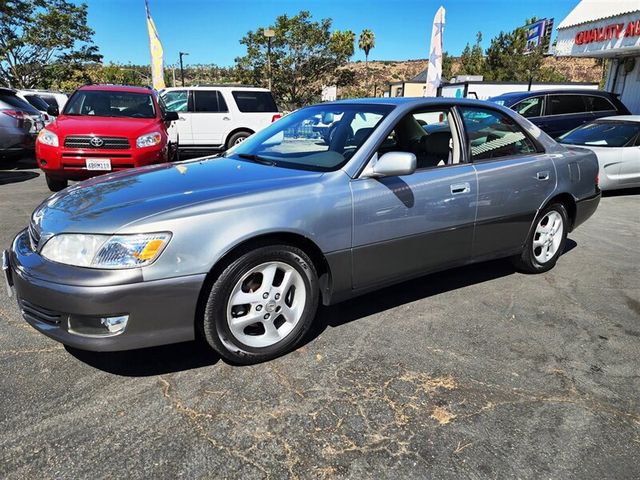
[
  {"x1": 512, "y1": 202, "x2": 568, "y2": 273},
  {"x1": 201, "y1": 245, "x2": 319, "y2": 364},
  {"x1": 45, "y1": 174, "x2": 68, "y2": 192}
]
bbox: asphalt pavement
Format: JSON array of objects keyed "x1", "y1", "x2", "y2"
[{"x1": 0, "y1": 156, "x2": 639, "y2": 479}]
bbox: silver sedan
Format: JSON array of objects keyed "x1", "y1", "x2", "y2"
[{"x1": 4, "y1": 97, "x2": 601, "y2": 364}]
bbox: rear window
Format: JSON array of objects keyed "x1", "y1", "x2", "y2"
[
  {"x1": 0, "y1": 93, "x2": 40, "y2": 113},
  {"x1": 559, "y1": 121, "x2": 640, "y2": 147},
  {"x1": 584, "y1": 95, "x2": 616, "y2": 112},
  {"x1": 193, "y1": 90, "x2": 228, "y2": 113},
  {"x1": 232, "y1": 90, "x2": 278, "y2": 113}
]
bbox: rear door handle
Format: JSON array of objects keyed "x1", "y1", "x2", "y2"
[
  {"x1": 223, "y1": 116, "x2": 231, "y2": 121},
  {"x1": 537, "y1": 171, "x2": 550, "y2": 181},
  {"x1": 450, "y1": 182, "x2": 470, "y2": 194}
]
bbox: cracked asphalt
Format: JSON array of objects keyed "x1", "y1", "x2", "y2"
[{"x1": 1, "y1": 158, "x2": 639, "y2": 479}]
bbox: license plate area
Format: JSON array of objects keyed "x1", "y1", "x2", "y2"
[{"x1": 86, "y1": 158, "x2": 111, "y2": 171}]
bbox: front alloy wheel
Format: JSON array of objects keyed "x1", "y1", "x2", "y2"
[{"x1": 202, "y1": 245, "x2": 319, "y2": 364}]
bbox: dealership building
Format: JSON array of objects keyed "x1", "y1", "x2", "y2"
[{"x1": 555, "y1": 0, "x2": 640, "y2": 113}]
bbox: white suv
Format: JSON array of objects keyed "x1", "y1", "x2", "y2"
[{"x1": 159, "y1": 86, "x2": 280, "y2": 152}]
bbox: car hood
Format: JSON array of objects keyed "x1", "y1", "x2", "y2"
[
  {"x1": 32, "y1": 157, "x2": 324, "y2": 235},
  {"x1": 50, "y1": 115, "x2": 157, "y2": 138}
]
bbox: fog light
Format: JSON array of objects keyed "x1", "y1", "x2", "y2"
[
  {"x1": 40, "y1": 159, "x2": 47, "y2": 166},
  {"x1": 68, "y1": 314, "x2": 129, "y2": 337}
]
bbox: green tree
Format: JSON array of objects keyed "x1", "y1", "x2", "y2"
[
  {"x1": 457, "y1": 31, "x2": 485, "y2": 76},
  {"x1": 0, "y1": 0, "x2": 101, "y2": 88},
  {"x1": 235, "y1": 11, "x2": 354, "y2": 110},
  {"x1": 484, "y1": 18, "x2": 565, "y2": 82},
  {"x1": 358, "y1": 29, "x2": 375, "y2": 92},
  {"x1": 441, "y1": 51, "x2": 452, "y2": 82}
]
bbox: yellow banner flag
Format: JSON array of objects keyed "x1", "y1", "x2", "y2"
[{"x1": 145, "y1": 0, "x2": 165, "y2": 90}]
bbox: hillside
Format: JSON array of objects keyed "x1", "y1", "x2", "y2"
[{"x1": 338, "y1": 56, "x2": 604, "y2": 97}]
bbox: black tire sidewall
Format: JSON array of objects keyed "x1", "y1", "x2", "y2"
[
  {"x1": 45, "y1": 174, "x2": 67, "y2": 192},
  {"x1": 203, "y1": 245, "x2": 319, "y2": 364},
  {"x1": 521, "y1": 203, "x2": 569, "y2": 273},
  {"x1": 226, "y1": 132, "x2": 251, "y2": 150}
]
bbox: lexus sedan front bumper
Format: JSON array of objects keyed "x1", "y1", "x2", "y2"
[{"x1": 6, "y1": 229, "x2": 205, "y2": 351}]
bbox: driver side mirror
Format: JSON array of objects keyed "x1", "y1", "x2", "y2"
[
  {"x1": 163, "y1": 111, "x2": 179, "y2": 122},
  {"x1": 46, "y1": 105, "x2": 59, "y2": 117},
  {"x1": 367, "y1": 151, "x2": 417, "y2": 178}
]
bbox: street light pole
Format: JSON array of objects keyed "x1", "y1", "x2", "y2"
[
  {"x1": 179, "y1": 52, "x2": 189, "y2": 87},
  {"x1": 263, "y1": 29, "x2": 275, "y2": 91}
]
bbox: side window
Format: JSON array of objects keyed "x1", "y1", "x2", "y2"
[
  {"x1": 379, "y1": 109, "x2": 457, "y2": 169},
  {"x1": 548, "y1": 95, "x2": 586, "y2": 115},
  {"x1": 193, "y1": 90, "x2": 228, "y2": 113},
  {"x1": 161, "y1": 90, "x2": 188, "y2": 112},
  {"x1": 512, "y1": 97, "x2": 543, "y2": 118},
  {"x1": 460, "y1": 107, "x2": 538, "y2": 161},
  {"x1": 584, "y1": 95, "x2": 616, "y2": 112},
  {"x1": 232, "y1": 91, "x2": 278, "y2": 112}
]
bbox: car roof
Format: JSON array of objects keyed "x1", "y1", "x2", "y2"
[
  {"x1": 323, "y1": 96, "x2": 498, "y2": 108},
  {"x1": 597, "y1": 115, "x2": 640, "y2": 122},
  {"x1": 491, "y1": 89, "x2": 610, "y2": 100},
  {"x1": 161, "y1": 85, "x2": 271, "y2": 91},
  {"x1": 77, "y1": 84, "x2": 154, "y2": 94}
]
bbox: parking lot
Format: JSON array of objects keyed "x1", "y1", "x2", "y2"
[{"x1": 0, "y1": 156, "x2": 638, "y2": 479}]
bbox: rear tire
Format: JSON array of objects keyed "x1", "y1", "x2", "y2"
[
  {"x1": 511, "y1": 202, "x2": 568, "y2": 273},
  {"x1": 45, "y1": 174, "x2": 68, "y2": 192},
  {"x1": 226, "y1": 131, "x2": 251, "y2": 150},
  {"x1": 201, "y1": 244, "x2": 319, "y2": 364}
]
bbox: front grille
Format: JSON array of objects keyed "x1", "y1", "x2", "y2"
[
  {"x1": 19, "y1": 298, "x2": 63, "y2": 325},
  {"x1": 64, "y1": 136, "x2": 130, "y2": 150},
  {"x1": 28, "y1": 223, "x2": 41, "y2": 251}
]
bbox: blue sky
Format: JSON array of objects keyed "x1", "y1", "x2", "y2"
[{"x1": 82, "y1": 0, "x2": 580, "y2": 67}]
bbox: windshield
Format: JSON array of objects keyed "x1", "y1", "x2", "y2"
[
  {"x1": 225, "y1": 104, "x2": 393, "y2": 171},
  {"x1": 559, "y1": 121, "x2": 640, "y2": 147},
  {"x1": 63, "y1": 90, "x2": 156, "y2": 118}
]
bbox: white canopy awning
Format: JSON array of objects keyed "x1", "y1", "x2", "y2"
[{"x1": 558, "y1": 0, "x2": 640, "y2": 30}]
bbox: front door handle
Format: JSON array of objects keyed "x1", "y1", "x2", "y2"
[
  {"x1": 450, "y1": 182, "x2": 470, "y2": 194},
  {"x1": 537, "y1": 171, "x2": 550, "y2": 181}
]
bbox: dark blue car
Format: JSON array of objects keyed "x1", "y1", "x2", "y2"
[{"x1": 489, "y1": 89, "x2": 630, "y2": 139}]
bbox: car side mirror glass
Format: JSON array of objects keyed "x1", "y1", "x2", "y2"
[
  {"x1": 46, "y1": 105, "x2": 59, "y2": 116},
  {"x1": 370, "y1": 151, "x2": 417, "y2": 178},
  {"x1": 163, "y1": 111, "x2": 179, "y2": 122}
]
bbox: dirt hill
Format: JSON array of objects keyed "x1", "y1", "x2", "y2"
[{"x1": 339, "y1": 57, "x2": 604, "y2": 97}]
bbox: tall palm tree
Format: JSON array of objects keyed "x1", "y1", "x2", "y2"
[{"x1": 358, "y1": 29, "x2": 375, "y2": 94}]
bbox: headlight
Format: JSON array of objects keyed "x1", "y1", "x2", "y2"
[
  {"x1": 37, "y1": 128, "x2": 59, "y2": 147},
  {"x1": 136, "y1": 132, "x2": 162, "y2": 148},
  {"x1": 40, "y1": 232, "x2": 171, "y2": 269}
]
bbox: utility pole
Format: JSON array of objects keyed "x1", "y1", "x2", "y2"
[
  {"x1": 179, "y1": 52, "x2": 189, "y2": 87},
  {"x1": 263, "y1": 29, "x2": 275, "y2": 91}
]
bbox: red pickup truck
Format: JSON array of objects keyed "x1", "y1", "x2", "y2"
[{"x1": 36, "y1": 85, "x2": 179, "y2": 191}]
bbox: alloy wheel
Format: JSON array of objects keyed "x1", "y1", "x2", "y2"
[
  {"x1": 532, "y1": 210, "x2": 564, "y2": 264},
  {"x1": 226, "y1": 261, "x2": 307, "y2": 348}
]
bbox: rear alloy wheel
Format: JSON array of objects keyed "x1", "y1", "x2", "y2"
[
  {"x1": 512, "y1": 202, "x2": 568, "y2": 273},
  {"x1": 45, "y1": 174, "x2": 68, "y2": 192},
  {"x1": 202, "y1": 245, "x2": 319, "y2": 364},
  {"x1": 226, "y1": 131, "x2": 251, "y2": 149}
]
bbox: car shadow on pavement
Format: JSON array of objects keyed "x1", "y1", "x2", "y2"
[
  {"x1": 66, "y1": 339, "x2": 220, "y2": 377},
  {"x1": 0, "y1": 170, "x2": 39, "y2": 185},
  {"x1": 66, "y1": 240, "x2": 577, "y2": 375},
  {"x1": 309, "y1": 240, "x2": 577, "y2": 340},
  {"x1": 602, "y1": 187, "x2": 640, "y2": 197}
]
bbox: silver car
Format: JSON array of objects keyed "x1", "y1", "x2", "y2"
[{"x1": 3, "y1": 98, "x2": 601, "y2": 364}]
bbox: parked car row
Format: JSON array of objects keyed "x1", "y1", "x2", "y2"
[{"x1": 0, "y1": 88, "x2": 47, "y2": 159}]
